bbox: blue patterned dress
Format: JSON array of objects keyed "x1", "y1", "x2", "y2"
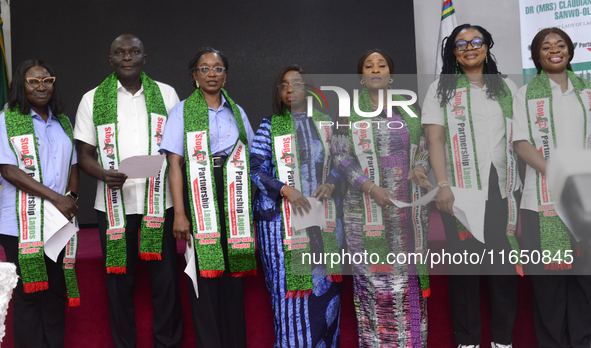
[
  {"x1": 250, "y1": 112, "x2": 344, "y2": 348},
  {"x1": 331, "y1": 109, "x2": 430, "y2": 348}
]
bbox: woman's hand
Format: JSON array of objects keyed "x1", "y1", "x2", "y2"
[
  {"x1": 407, "y1": 165, "x2": 432, "y2": 190},
  {"x1": 54, "y1": 194, "x2": 78, "y2": 220},
  {"x1": 282, "y1": 186, "x2": 312, "y2": 216},
  {"x1": 436, "y1": 186, "x2": 455, "y2": 216},
  {"x1": 173, "y1": 212, "x2": 193, "y2": 247},
  {"x1": 369, "y1": 185, "x2": 395, "y2": 208},
  {"x1": 311, "y1": 183, "x2": 335, "y2": 201}
]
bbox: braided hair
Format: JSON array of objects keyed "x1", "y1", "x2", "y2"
[{"x1": 436, "y1": 24, "x2": 507, "y2": 107}]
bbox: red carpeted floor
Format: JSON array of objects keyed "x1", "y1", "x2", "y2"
[{"x1": 0, "y1": 206, "x2": 538, "y2": 347}]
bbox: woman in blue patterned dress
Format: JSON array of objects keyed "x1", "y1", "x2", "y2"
[
  {"x1": 331, "y1": 49, "x2": 431, "y2": 347},
  {"x1": 250, "y1": 65, "x2": 343, "y2": 348}
]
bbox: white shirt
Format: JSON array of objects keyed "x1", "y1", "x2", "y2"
[
  {"x1": 421, "y1": 78, "x2": 518, "y2": 199},
  {"x1": 74, "y1": 79, "x2": 180, "y2": 213},
  {"x1": 513, "y1": 77, "x2": 584, "y2": 211}
]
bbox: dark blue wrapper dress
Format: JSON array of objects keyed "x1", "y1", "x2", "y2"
[{"x1": 250, "y1": 112, "x2": 344, "y2": 348}]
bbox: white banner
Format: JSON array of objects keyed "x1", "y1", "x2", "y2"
[{"x1": 519, "y1": 0, "x2": 591, "y2": 77}]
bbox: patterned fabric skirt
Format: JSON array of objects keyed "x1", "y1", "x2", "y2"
[
  {"x1": 344, "y1": 161, "x2": 428, "y2": 347},
  {"x1": 353, "y1": 273, "x2": 427, "y2": 348},
  {"x1": 257, "y1": 220, "x2": 342, "y2": 348}
]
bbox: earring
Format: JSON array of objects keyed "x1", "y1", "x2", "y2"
[
  {"x1": 389, "y1": 78, "x2": 393, "y2": 84},
  {"x1": 486, "y1": 55, "x2": 488, "y2": 64},
  {"x1": 223, "y1": 81, "x2": 226, "y2": 87},
  {"x1": 195, "y1": 81, "x2": 200, "y2": 89},
  {"x1": 360, "y1": 79, "x2": 364, "y2": 85}
]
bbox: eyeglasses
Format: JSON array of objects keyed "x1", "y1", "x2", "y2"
[
  {"x1": 278, "y1": 82, "x2": 305, "y2": 91},
  {"x1": 25, "y1": 77, "x2": 56, "y2": 88},
  {"x1": 197, "y1": 66, "x2": 226, "y2": 76},
  {"x1": 454, "y1": 38, "x2": 484, "y2": 51}
]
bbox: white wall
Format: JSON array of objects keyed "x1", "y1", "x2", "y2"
[
  {"x1": 1, "y1": 0, "x2": 10, "y2": 80},
  {"x1": 413, "y1": 0, "x2": 522, "y2": 101}
]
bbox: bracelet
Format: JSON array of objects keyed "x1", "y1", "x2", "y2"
[
  {"x1": 280, "y1": 185, "x2": 287, "y2": 197},
  {"x1": 366, "y1": 183, "x2": 376, "y2": 195},
  {"x1": 436, "y1": 181, "x2": 450, "y2": 188}
]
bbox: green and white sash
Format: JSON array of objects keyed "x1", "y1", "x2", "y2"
[
  {"x1": 271, "y1": 108, "x2": 340, "y2": 297},
  {"x1": 63, "y1": 228, "x2": 80, "y2": 306},
  {"x1": 349, "y1": 88, "x2": 430, "y2": 297},
  {"x1": 184, "y1": 88, "x2": 256, "y2": 278},
  {"x1": 444, "y1": 75, "x2": 522, "y2": 274},
  {"x1": 6, "y1": 106, "x2": 80, "y2": 305},
  {"x1": 93, "y1": 72, "x2": 168, "y2": 274},
  {"x1": 524, "y1": 71, "x2": 591, "y2": 271},
  {"x1": 313, "y1": 115, "x2": 341, "y2": 280},
  {"x1": 444, "y1": 76, "x2": 482, "y2": 243}
]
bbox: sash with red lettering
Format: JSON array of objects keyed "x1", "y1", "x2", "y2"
[
  {"x1": 348, "y1": 88, "x2": 431, "y2": 296},
  {"x1": 183, "y1": 88, "x2": 256, "y2": 277},
  {"x1": 5, "y1": 106, "x2": 80, "y2": 305},
  {"x1": 444, "y1": 75, "x2": 522, "y2": 274},
  {"x1": 93, "y1": 72, "x2": 169, "y2": 273},
  {"x1": 524, "y1": 71, "x2": 591, "y2": 270}
]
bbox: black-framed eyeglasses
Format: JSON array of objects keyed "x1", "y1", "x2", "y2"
[
  {"x1": 278, "y1": 82, "x2": 305, "y2": 91},
  {"x1": 25, "y1": 77, "x2": 56, "y2": 88},
  {"x1": 197, "y1": 66, "x2": 226, "y2": 76},
  {"x1": 455, "y1": 38, "x2": 484, "y2": 51}
]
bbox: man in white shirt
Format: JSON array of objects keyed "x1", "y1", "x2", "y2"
[{"x1": 74, "y1": 34, "x2": 182, "y2": 348}]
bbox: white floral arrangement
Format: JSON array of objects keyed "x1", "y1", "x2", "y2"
[{"x1": 0, "y1": 262, "x2": 18, "y2": 344}]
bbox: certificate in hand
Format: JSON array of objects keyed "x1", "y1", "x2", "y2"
[
  {"x1": 44, "y1": 201, "x2": 79, "y2": 262},
  {"x1": 291, "y1": 198, "x2": 327, "y2": 231},
  {"x1": 118, "y1": 155, "x2": 166, "y2": 179}
]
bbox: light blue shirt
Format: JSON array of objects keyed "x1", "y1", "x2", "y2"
[
  {"x1": 0, "y1": 109, "x2": 77, "y2": 237},
  {"x1": 160, "y1": 93, "x2": 254, "y2": 157}
]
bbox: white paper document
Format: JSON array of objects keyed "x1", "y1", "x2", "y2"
[
  {"x1": 450, "y1": 187, "x2": 487, "y2": 243},
  {"x1": 118, "y1": 155, "x2": 165, "y2": 179},
  {"x1": 389, "y1": 186, "x2": 486, "y2": 243},
  {"x1": 291, "y1": 198, "x2": 327, "y2": 231},
  {"x1": 43, "y1": 202, "x2": 79, "y2": 262},
  {"x1": 547, "y1": 149, "x2": 591, "y2": 241},
  {"x1": 184, "y1": 241, "x2": 199, "y2": 298},
  {"x1": 389, "y1": 186, "x2": 440, "y2": 208}
]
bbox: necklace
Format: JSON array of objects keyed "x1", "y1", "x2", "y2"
[
  {"x1": 210, "y1": 115, "x2": 232, "y2": 143},
  {"x1": 469, "y1": 78, "x2": 483, "y2": 85}
]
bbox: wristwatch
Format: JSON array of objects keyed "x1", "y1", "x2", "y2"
[{"x1": 65, "y1": 191, "x2": 78, "y2": 203}]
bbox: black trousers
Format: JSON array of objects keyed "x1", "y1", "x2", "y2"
[
  {"x1": 185, "y1": 162, "x2": 247, "y2": 348},
  {"x1": 440, "y1": 166, "x2": 518, "y2": 345},
  {"x1": 97, "y1": 208, "x2": 182, "y2": 348},
  {"x1": 521, "y1": 209, "x2": 591, "y2": 348},
  {"x1": 0, "y1": 234, "x2": 66, "y2": 348}
]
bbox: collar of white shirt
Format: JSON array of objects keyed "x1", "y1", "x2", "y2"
[
  {"x1": 116, "y1": 79, "x2": 145, "y2": 96},
  {"x1": 549, "y1": 75, "x2": 574, "y2": 95}
]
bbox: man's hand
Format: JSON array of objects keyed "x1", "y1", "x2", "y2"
[{"x1": 102, "y1": 169, "x2": 128, "y2": 190}]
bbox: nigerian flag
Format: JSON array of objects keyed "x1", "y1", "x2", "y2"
[
  {"x1": 0, "y1": 18, "x2": 9, "y2": 109},
  {"x1": 435, "y1": 0, "x2": 458, "y2": 75}
]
